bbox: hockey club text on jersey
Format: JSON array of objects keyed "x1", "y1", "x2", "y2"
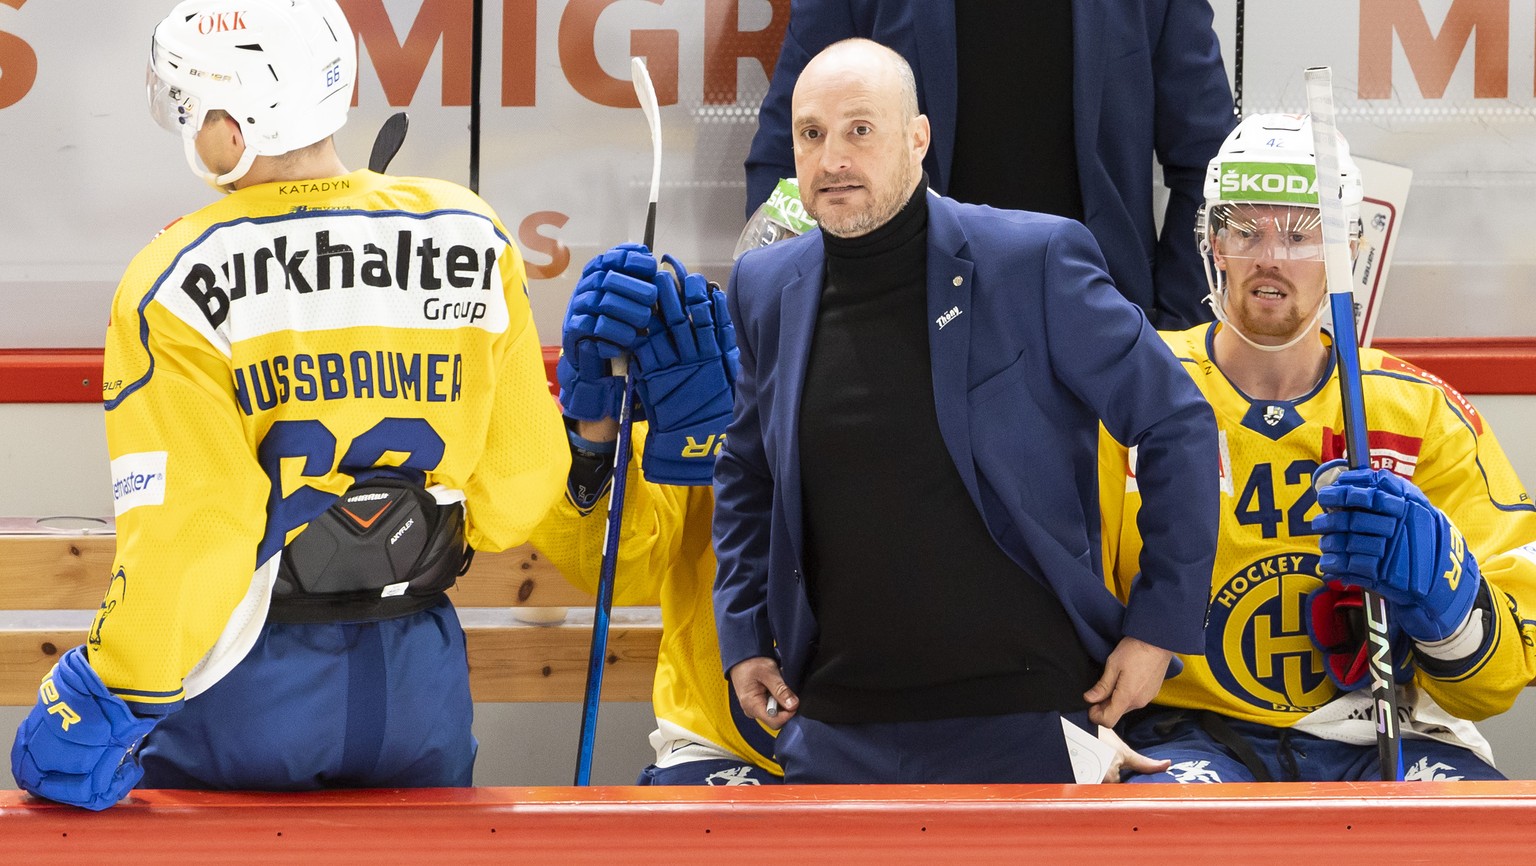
[
  {"x1": 233, "y1": 351, "x2": 464, "y2": 415},
  {"x1": 179, "y1": 229, "x2": 499, "y2": 330},
  {"x1": 1211, "y1": 553, "x2": 1316, "y2": 609}
]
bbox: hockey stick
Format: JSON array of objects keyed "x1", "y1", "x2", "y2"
[
  {"x1": 368, "y1": 111, "x2": 409, "y2": 174},
  {"x1": 1234, "y1": 0, "x2": 1245, "y2": 116},
  {"x1": 573, "y1": 56, "x2": 662, "y2": 786},
  {"x1": 1306, "y1": 66, "x2": 1404, "y2": 783},
  {"x1": 468, "y1": 0, "x2": 484, "y2": 193}
]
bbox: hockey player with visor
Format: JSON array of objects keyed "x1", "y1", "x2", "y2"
[{"x1": 1102, "y1": 114, "x2": 1536, "y2": 783}]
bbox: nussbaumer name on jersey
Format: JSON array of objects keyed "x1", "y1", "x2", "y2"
[
  {"x1": 178, "y1": 225, "x2": 500, "y2": 330},
  {"x1": 232, "y1": 349, "x2": 466, "y2": 415}
]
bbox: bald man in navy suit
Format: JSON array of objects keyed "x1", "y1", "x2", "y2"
[{"x1": 715, "y1": 39, "x2": 1219, "y2": 784}]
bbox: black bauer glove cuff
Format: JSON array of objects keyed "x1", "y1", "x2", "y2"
[{"x1": 565, "y1": 420, "x2": 616, "y2": 513}]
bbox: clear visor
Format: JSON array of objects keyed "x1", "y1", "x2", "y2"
[
  {"x1": 733, "y1": 209, "x2": 801, "y2": 261},
  {"x1": 1210, "y1": 203, "x2": 1324, "y2": 262},
  {"x1": 146, "y1": 63, "x2": 204, "y2": 139}
]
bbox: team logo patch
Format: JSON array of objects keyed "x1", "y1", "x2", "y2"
[
  {"x1": 1241, "y1": 403, "x2": 1301, "y2": 439},
  {"x1": 1404, "y1": 757, "x2": 1465, "y2": 782},
  {"x1": 110, "y1": 451, "x2": 168, "y2": 516},
  {"x1": 1206, "y1": 553, "x2": 1335, "y2": 714},
  {"x1": 1168, "y1": 760, "x2": 1224, "y2": 783},
  {"x1": 705, "y1": 766, "x2": 763, "y2": 786}
]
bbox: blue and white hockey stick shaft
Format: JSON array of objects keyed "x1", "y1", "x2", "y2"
[
  {"x1": 574, "y1": 56, "x2": 662, "y2": 787},
  {"x1": 1306, "y1": 66, "x2": 1403, "y2": 782}
]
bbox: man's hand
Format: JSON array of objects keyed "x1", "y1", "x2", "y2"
[
  {"x1": 728, "y1": 656, "x2": 798, "y2": 730},
  {"x1": 1098, "y1": 725, "x2": 1170, "y2": 783},
  {"x1": 631, "y1": 254, "x2": 739, "y2": 485},
  {"x1": 1312, "y1": 465, "x2": 1481, "y2": 642},
  {"x1": 10, "y1": 646, "x2": 159, "y2": 811},
  {"x1": 1305, "y1": 579, "x2": 1415, "y2": 689},
  {"x1": 1082, "y1": 636, "x2": 1172, "y2": 727},
  {"x1": 557, "y1": 243, "x2": 661, "y2": 421}
]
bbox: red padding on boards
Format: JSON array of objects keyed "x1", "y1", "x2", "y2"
[
  {"x1": 0, "y1": 782, "x2": 1532, "y2": 865},
  {"x1": 2, "y1": 340, "x2": 1533, "y2": 402},
  {"x1": 0, "y1": 348, "x2": 566, "y2": 403}
]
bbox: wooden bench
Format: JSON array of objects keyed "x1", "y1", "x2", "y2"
[{"x1": 0, "y1": 517, "x2": 659, "y2": 704}]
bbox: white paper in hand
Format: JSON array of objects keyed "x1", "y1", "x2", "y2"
[{"x1": 1061, "y1": 719, "x2": 1117, "y2": 784}]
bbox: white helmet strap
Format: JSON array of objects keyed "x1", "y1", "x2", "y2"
[{"x1": 181, "y1": 134, "x2": 257, "y2": 193}]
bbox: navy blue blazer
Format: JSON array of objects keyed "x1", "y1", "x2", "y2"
[
  {"x1": 712, "y1": 191, "x2": 1219, "y2": 692},
  {"x1": 743, "y1": 0, "x2": 1236, "y2": 329}
]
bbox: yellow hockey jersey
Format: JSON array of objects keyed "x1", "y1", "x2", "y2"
[
  {"x1": 528, "y1": 423, "x2": 780, "y2": 775},
  {"x1": 93, "y1": 170, "x2": 568, "y2": 712},
  {"x1": 1101, "y1": 324, "x2": 1536, "y2": 727}
]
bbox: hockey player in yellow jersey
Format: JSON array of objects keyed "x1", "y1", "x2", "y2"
[
  {"x1": 9, "y1": 0, "x2": 567, "y2": 810},
  {"x1": 1104, "y1": 114, "x2": 1536, "y2": 783},
  {"x1": 528, "y1": 244, "x2": 780, "y2": 785}
]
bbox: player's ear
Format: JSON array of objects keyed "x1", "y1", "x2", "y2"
[
  {"x1": 226, "y1": 115, "x2": 247, "y2": 151},
  {"x1": 909, "y1": 114, "x2": 930, "y2": 164},
  {"x1": 205, "y1": 109, "x2": 245, "y2": 149}
]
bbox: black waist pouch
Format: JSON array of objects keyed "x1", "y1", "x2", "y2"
[{"x1": 269, "y1": 480, "x2": 473, "y2": 623}]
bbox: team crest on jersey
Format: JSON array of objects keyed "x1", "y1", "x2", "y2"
[
  {"x1": 1241, "y1": 402, "x2": 1301, "y2": 439},
  {"x1": 1206, "y1": 553, "x2": 1334, "y2": 714}
]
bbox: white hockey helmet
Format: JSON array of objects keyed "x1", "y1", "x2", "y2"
[
  {"x1": 1199, "y1": 113, "x2": 1363, "y2": 351},
  {"x1": 1200, "y1": 112, "x2": 1363, "y2": 235},
  {"x1": 733, "y1": 178, "x2": 819, "y2": 260},
  {"x1": 147, "y1": 0, "x2": 356, "y2": 189}
]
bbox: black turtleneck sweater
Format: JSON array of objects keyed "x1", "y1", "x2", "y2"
[
  {"x1": 796, "y1": 178, "x2": 1096, "y2": 723},
  {"x1": 947, "y1": 0, "x2": 1083, "y2": 221}
]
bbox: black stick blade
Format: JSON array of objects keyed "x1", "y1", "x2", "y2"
[{"x1": 369, "y1": 111, "x2": 409, "y2": 174}]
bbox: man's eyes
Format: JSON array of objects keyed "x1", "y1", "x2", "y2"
[{"x1": 799, "y1": 124, "x2": 873, "y2": 140}]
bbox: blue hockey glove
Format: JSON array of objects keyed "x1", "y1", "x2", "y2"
[
  {"x1": 1305, "y1": 579, "x2": 1414, "y2": 690},
  {"x1": 558, "y1": 243, "x2": 660, "y2": 421},
  {"x1": 631, "y1": 254, "x2": 739, "y2": 485},
  {"x1": 10, "y1": 645, "x2": 159, "y2": 811},
  {"x1": 1311, "y1": 464, "x2": 1481, "y2": 642}
]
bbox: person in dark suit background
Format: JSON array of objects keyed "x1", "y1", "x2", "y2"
[
  {"x1": 744, "y1": 0, "x2": 1237, "y2": 329},
  {"x1": 714, "y1": 38, "x2": 1219, "y2": 784}
]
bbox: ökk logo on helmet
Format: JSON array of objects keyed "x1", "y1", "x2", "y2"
[{"x1": 197, "y1": 12, "x2": 247, "y2": 34}]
